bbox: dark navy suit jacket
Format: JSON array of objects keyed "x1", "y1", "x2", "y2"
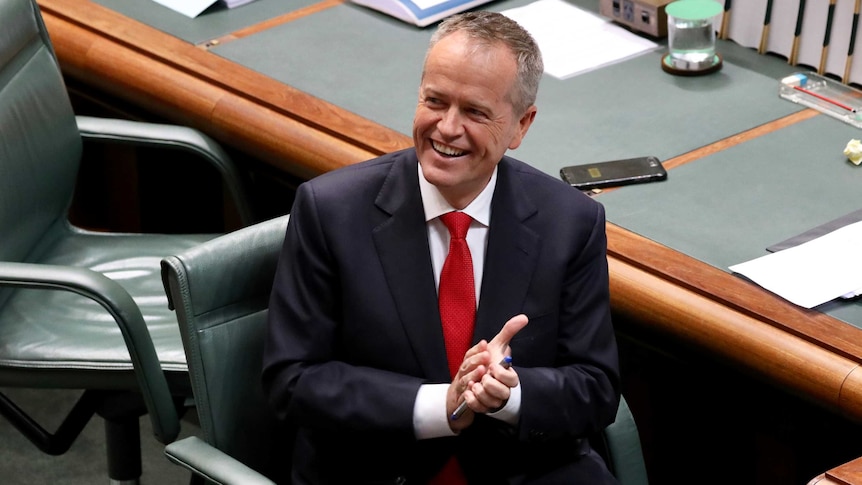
[{"x1": 262, "y1": 148, "x2": 620, "y2": 484}]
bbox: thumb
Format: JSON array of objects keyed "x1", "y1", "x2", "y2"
[{"x1": 489, "y1": 314, "x2": 529, "y2": 350}]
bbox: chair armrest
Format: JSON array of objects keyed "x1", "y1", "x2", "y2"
[
  {"x1": 0, "y1": 261, "x2": 180, "y2": 444},
  {"x1": 165, "y1": 436, "x2": 276, "y2": 485},
  {"x1": 75, "y1": 115, "x2": 254, "y2": 226}
]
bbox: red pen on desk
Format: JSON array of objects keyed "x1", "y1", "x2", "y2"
[
  {"x1": 450, "y1": 355, "x2": 512, "y2": 420},
  {"x1": 792, "y1": 85, "x2": 857, "y2": 113}
]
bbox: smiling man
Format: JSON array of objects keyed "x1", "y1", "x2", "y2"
[{"x1": 263, "y1": 11, "x2": 621, "y2": 485}]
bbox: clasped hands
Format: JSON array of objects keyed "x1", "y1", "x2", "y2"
[{"x1": 447, "y1": 314, "x2": 528, "y2": 431}]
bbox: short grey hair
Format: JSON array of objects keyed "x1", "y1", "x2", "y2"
[{"x1": 426, "y1": 11, "x2": 544, "y2": 116}]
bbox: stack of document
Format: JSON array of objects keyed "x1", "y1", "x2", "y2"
[{"x1": 729, "y1": 220, "x2": 862, "y2": 309}]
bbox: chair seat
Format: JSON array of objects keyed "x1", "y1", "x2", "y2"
[{"x1": 0, "y1": 227, "x2": 215, "y2": 378}]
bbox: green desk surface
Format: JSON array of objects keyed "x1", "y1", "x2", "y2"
[
  {"x1": 90, "y1": 0, "x2": 319, "y2": 45},
  {"x1": 210, "y1": 0, "x2": 803, "y2": 176},
  {"x1": 597, "y1": 114, "x2": 862, "y2": 325}
]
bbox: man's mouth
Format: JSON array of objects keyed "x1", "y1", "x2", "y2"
[{"x1": 432, "y1": 141, "x2": 466, "y2": 157}]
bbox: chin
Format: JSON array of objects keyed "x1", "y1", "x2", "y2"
[{"x1": 422, "y1": 167, "x2": 456, "y2": 187}]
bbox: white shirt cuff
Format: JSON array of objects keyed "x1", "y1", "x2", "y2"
[
  {"x1": 413, "y1": 383, "x2": 457, "y2": 440},
  {"x1": 487, "y1": 381, "x2": 521, "y2": 425}
]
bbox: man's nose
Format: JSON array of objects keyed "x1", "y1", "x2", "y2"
[{"x1": 438, "y1": 108, "x2": 464, "y2": 136}]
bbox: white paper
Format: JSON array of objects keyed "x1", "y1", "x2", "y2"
[
  {"x1": 501, "y1": 0, "x2": 659, "y2": 80},
  {"x1": 729, "y1": 221, "x2": 862, "y2": 308},
  {"x1": 151, "y1": 0, "x2": 217, "y2": 18},
  {"x1": 152, "y1": 0, "x2": 256, "y2": 17}
]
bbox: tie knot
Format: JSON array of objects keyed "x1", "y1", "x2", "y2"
[{"x1": 440, "y1": 212, "x2": 471, "y2": 239}]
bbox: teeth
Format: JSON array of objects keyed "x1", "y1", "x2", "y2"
[{"x1": 432, "y1": 141, "x2": 465, "y2": 157}]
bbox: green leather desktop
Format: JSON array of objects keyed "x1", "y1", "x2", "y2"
[{"x1": 33, "y1": 0, "x2": 862, "y2": 478}]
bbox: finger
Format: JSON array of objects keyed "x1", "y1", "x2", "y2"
[
  {"x1": 490, "y1": 362, "x2": 519, "y2": 387},
  {"x1": 457, "y1": 366, "x2": 486, "y2": 394},
  {"x1": 456, "y1": 351, "x2": 490, "y2": 381},
  {"x1": 488, "y1": 314, "x2": 529, "y2": 350},
  {"x1": 463, "y1": 340, "x2": 488, "y2": 360},
  {"x1": 480, "y1": 373, "x2": 510, "y2": 398},
  {"x1": 471, "y1": 379, "x2": 508, "y2": 411},
  {"x1": 457, "y1": 343, "x2": 490, "y2": 375}
]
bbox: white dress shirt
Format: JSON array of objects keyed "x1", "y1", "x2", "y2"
[{"x1": 413, "y1": 161, "x2": 522, "y2": 439}]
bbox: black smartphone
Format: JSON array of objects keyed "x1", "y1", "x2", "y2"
[{"x1": 560, "y1": 156, "x2": 667, "y2": 190}]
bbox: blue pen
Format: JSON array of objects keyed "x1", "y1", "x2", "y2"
[{"x1": 450, "y1": 355, "x2": 513, "y2": 421}]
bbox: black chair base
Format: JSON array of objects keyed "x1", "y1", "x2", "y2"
[{"x1": 0, "y1": 389, "x2": 186, "y2": 484}]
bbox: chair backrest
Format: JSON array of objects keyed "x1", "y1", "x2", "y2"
[
  {"x1": 604, "y1": 394, "x2": 649, "y2": 485},
  {"x1": 0, "y1": 0, "x2": 82, "y2": 264},
  {"x1": 161, "y1": 214, "x2": 293, "y2": 483}
]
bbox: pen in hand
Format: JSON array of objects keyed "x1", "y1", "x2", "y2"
[{"x1": 450, "y1": 355, "x2": 513, "y2": 421}]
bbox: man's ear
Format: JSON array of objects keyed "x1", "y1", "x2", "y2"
[{"x1": 508, "y1": 106, "x2": 537, "y2": 150}]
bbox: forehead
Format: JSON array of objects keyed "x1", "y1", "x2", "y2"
[
  {"x1": 427, "y1": 31, "x2": 514, "y2": 68},
  {"x1": 422, "y1": 33, "x2": 518, "y2": 101}
]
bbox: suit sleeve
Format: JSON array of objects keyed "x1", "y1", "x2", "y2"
[
  {"x1": 515, "y1": 199, "x2": 621, "y2": 442},
  {"x1": 261, "y1": 182, "x2": 423, "y2": 438}
]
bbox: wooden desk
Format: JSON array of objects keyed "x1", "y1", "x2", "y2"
[
  {"x1": 809, "y1": 456, "x2": 862, "y2": 485},
  {"x1": 36, "y1": 0, "x2": 862, "y2": 425}
]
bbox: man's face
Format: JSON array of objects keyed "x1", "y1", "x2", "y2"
[{"x1": 413, "y1": 31, "x2": 536, "y2": 209}]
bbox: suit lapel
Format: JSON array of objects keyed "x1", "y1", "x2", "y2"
[
  {"x1": 372, "y1": 151, "x2": 451, "y2": 382},
  {"x1": 474, "y1": 159, "x2": 540, "y2": 342}
]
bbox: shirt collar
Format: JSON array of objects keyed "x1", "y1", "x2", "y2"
[{"x1": 418, "y1": 162, "x2": 497, "y2": 226}]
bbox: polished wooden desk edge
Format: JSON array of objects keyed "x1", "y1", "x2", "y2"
[
  {"x1": 37, "y1": 0, "x2": 413, "y2": 179},
  {"x1": 808, "y1": 456, "x2": 862, "y2": 485}
]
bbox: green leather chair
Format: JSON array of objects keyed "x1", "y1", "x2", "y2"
[
  {"x1": 0, "y1": 0, "x2": 254, "y2": 482},
  {"x1": 160, "y1": 214, "x2": 650, "y2": 485},
  {"x1": 161, "y1": 215, "x2": 292, "y2": 485},
  {"x1": 600, "y1": 394, "x2": 650, "y2": 485}
]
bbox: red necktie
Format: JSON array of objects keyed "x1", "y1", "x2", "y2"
[
  {"x1": 431, "y1": 211, "x2": 475, "y2": 485},
  {"x1": 438, "y1": 211, "x2": 476, "y2": 378}
]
